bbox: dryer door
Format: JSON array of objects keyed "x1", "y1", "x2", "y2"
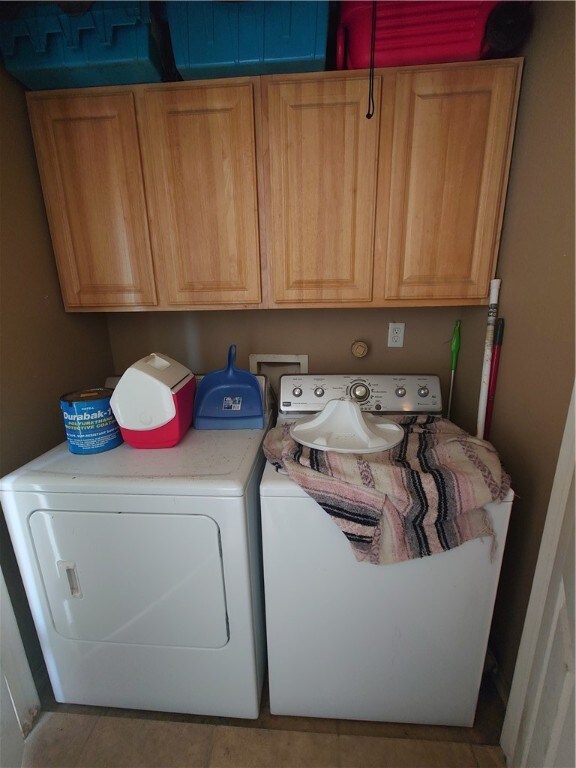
[{"x1": 29, "y1": 511, "x2": 229, "y2": 648}]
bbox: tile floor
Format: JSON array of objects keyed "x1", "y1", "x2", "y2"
[{"x1": 23, "y1": 676, "x2": 506, "y2": 768}]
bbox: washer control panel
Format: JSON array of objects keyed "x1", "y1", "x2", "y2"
[{"x1": 279, "y1": 374, "x2": 442, "y2": 415}]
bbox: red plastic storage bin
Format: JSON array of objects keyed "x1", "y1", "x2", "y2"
[{"x1": 336, "y1": 1, "x2": 500, "y2": 70}]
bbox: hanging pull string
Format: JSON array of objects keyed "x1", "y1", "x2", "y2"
[{"x1": 366, "y1": 0, "x2": 377, "y2": 119}]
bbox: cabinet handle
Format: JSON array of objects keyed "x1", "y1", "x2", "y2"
[{"x1": 58, "y1": 560, "x2": 83, "y2": 599}]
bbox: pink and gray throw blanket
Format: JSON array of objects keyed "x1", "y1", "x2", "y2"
[{"x1": 263, "y1": 414, "x2": 511, "y2": 565}]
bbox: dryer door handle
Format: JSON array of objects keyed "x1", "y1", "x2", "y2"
[{"x1": 58, "y1": 560, "x2": 83, "y2": 599}]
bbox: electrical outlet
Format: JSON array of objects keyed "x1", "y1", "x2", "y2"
[{"x1": 388, "y1": 322, "x2": 405, "y2": 348}]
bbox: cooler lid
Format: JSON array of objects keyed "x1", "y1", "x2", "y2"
[{"x1": 110, "y1": 353, "x2": 192, "y2": 431}]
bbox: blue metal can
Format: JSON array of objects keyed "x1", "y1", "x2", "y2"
[{"x1": 60, "y1": 388, "x2": 123, "y2": 455}]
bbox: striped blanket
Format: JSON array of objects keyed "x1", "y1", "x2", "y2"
[{"x1": 263, "y1": 414, "x2": 511, "y2": 565}]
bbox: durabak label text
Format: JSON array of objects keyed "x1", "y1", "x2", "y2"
[{"x1": 63, "y1": 408, "x2": 112, "y2": 421}]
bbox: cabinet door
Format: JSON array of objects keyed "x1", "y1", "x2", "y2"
[
  {"x1": 381, "y1": 61, "x2": 521, "y2": 302},
  {"x1": 264, "y1": 74, "x2": 381, "y2": 305},
  {"x1": 138, "y1": 81, "x2": 261, "y2": 307},
  {"x1": 27, "y1": 92, "x2": 157, "y2": 310}
]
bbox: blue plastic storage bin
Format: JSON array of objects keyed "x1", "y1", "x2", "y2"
[
  {"x1": 166, "y1": 1, "x2": 329, "y2": 80},
  {"x1": 0, "y1": 1, "x2": 163, "y2": 89}
]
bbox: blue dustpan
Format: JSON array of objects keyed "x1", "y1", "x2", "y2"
[{"x1": 194, "y1": 345, "x2": 264, "y2": 430}]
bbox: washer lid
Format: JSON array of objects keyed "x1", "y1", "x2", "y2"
[{"x1": 289, "y1": 398, "x2": 404, "y2": 454}]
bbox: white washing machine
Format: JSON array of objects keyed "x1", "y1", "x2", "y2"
[
  {"x1": 1, "y1": 423, "x2": 268, "y2": 718},
  {"x1": 260, "y1": 374, "x2": 513, "y2": 727}
]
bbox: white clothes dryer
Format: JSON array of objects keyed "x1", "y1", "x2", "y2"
[
  {"x1": 260, "y1": 374, "x2": 512, "y2": 726},
  {"x1": 1, "y1": 424, "x2": 268, "y2": 718}
]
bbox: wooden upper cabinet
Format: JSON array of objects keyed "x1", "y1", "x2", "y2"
[
  {"x1": 26, "y1": 60, "x2": 521, "y2": 312},
  {"x1": 379, "y1": 60, "x2": 522, "y2": 302},
  {"x1": 27, "y1": 91, "x2": 157, "y2": 310},
  {"x1": 137, "y1": 81, "x2": 261, "y2": 307},
  {"x1": 263, "y1": 73, "x2": 381, "y2": 306}
]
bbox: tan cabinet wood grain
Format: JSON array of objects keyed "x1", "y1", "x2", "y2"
[
  {"x1": 378, "y1": 60, "x2": 522, "y2": 302},
  {"x1": 27, "y1": 91, "x2": 157, "y2": 310},
  {"x1": 137, "y1": 80, "x2": 261, "y2": 307},
  {"x1": 27, "y1": 60, "x2": 521, "y2": 313},
  {"x1": 263, "y1": 73, "x2": 381, "y2": 306}
]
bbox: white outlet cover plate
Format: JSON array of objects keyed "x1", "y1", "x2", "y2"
[{"x1": 388, "y1": 323, "x2": 405, "y2": 347}]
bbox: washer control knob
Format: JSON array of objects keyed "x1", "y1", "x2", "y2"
[
  {"x1": 418, "y1": 386, "x2": 430, "y2": 398},
  {"x1": 395, "y1": 386, "x2": 407, "y2": 398},
  {"x1": 350, "y1": 383, "x2": 370, "y2": 402},
  {"x1": 314, "y1": 387, "x2": 325, "y2": 398},
  {"x1": 292, "y1": 387, "x2": 303, "y2": 398}
]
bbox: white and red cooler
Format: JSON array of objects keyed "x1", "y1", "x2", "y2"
[{"x1": 111, "y1": 353, "x2": 196, "y2": 449}]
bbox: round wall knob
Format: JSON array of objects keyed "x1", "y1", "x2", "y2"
[{"x1": 351, "y1": 340, "x2": 369, "y2": 358}]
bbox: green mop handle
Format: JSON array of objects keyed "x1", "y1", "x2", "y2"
[
  {"x1": 451, "y1": 320, "x2": 461, "y2": 371},
  {"x1": 447, "y1": 320, "x2": 461, "y2": 419}
]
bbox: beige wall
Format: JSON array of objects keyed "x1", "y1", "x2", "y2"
[
  {"x1": 0, "y1": 69, "x2": 114, "y2": 474},
  {"x1": 106, "y1": 305, "x2": 488, "y2": 432},
  {"x1": 0, "y1": 67, "x2": 113, "y2": 691},
  {"x1": 484, "y1": 0, "x2": 575, "y2": 689}
]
